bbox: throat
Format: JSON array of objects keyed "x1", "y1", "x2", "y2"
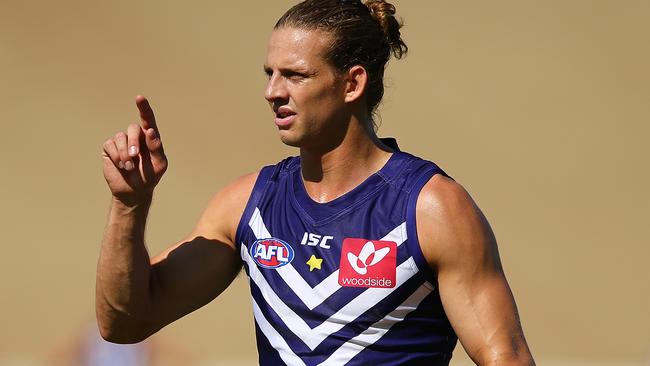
[{"x1": 300, "y1": 146, "x2": 393, "y2": 204}]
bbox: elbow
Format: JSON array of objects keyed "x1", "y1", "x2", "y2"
[
  {"x1": 477, "y1": 351, "x2": 536, "y2": 366},
  {"x1": 96, "y1": 316, "x2": 152, "y2": 344},
  {"x1": 95, "y1": 295, "x2": 155, "y2": 344},
  {"x1": 471, "y1": 333, "x2": 535, "y2": 366}
]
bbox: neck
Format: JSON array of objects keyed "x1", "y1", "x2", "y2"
[{"x1": 300, "y1": 116, "x2": 393, "y2": 203}]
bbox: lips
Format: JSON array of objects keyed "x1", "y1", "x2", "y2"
[{"x1": 275, "y1": 107, "x2": 296, "y2": 128}]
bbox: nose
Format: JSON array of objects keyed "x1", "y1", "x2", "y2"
[{"x1": 264, "y1": 73, "x2": 288, "y2": 103}]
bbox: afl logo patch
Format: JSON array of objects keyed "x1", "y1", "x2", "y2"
[{"x1": 250, "y1": 238, "x2": 295, "y2": 269}]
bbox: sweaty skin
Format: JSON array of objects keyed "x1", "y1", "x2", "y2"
[{"x1": 97, "y1": 27, "x2": 535, "y2": 365}]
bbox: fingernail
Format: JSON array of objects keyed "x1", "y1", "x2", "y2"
[
  {"x1": 129, "y1": 146, "x2": 138, "y2": 156},
  {"x1": 125, "y1": 161, "x2": 134, "y2": 171},
  {"x1": 118, "y1": 161, "x2": 124, "y2": 169}
]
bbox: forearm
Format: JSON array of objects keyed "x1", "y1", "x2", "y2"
[
  {"x1": 96, "y1": 197, "x2": 154, "y2": 343},
  {"x1": 451, "y1": 276, "x2": 535, "y2": 366}
]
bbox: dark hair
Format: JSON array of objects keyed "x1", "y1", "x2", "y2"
[{"x1": 275, "y1": 0, "x2": 408, "y2": 122}]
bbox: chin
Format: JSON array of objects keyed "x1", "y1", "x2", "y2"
[{"x1": 278, "y1": 130, "x2": 303, "y2": 148}]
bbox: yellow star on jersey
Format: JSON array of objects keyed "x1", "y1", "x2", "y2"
[{"x1": 306, "y1": 255, "x2": 323, "y2": 272}]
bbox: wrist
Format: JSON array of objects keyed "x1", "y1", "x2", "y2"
[{"x1": 111, "y1": 194, "x2": 153, "y2": 214}]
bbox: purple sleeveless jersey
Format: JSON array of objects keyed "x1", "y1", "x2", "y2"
[{"x1": 235, "y1": 142, "x2": 458, "y2": 365}]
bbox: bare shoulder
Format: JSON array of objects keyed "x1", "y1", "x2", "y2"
[
  {"x1": 416, "y1": 176, "x2": 535, "y2": 364},
  {"x1": 415, "y1": 174, "x2": 499, "y2": 271},
  {"x1": 192, "y1": 171, "x2": 260, "y2": 248}
]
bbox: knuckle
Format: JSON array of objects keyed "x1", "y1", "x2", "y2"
[
  {"x1": 128, "y1": 124, "x2": 140, "y2": 135},
  {"x1": 148, "y1": 140, "x2": 160, "y2": 150},
  {"x1": 115, "y1": 131, "x2": 126, "y2": 139}
]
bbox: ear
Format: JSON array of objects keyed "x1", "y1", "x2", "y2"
[{"x1": 343, "y1": 65, "x2": 368, "y2": 103}]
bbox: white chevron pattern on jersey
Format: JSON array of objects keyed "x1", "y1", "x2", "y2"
[
  {"x1": 242, "y1": 245, "x2": 421, "y2": 350},
  {"x1": 248, "y1": 208, "x2": 408, "y2": 310},
  {"x1": 250, "y1": 280, "x2": 432, "y2": 365},
  {"x1": 243, "y1": 207, "x2": 432, "y2": 356},
  {"x1": 317, "y1": 283, "x2": 432, "y2": 365},
  {"x1": 252, "y1": 298, "x2": 307, "y2": 366}
]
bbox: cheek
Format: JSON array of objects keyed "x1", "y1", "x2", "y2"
[
  {"x1": 311, "y1": 85, "x2": 344, "y2": 111},
  {"x1": 293, "y1": 79, "x2": 345, "y2": 121}
]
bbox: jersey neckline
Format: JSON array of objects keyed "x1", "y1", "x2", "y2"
[{"x1": 289, "y1": 147, "x2": 411, "y2": 225}]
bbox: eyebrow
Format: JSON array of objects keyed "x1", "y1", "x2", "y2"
[{"x1": 263, "y1": 65, "x2": 315, "y2": 77}]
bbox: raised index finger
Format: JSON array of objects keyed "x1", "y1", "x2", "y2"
[{"x1": 135, "y1": 95, "x2": 159, "y2": 135}]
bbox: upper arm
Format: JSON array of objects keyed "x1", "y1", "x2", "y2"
[
  {"x1": 416, "y1": 175, "x2": 534, "y2": 365},
  {"x1": 144, "y1": 172, "x2": 258, "y2": 335}
]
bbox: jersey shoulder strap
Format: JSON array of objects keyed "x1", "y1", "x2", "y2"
[{"x1": 234, "y1": 156, "x2": 299, "y2": 246}]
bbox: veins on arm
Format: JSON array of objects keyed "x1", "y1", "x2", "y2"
[
  {"x1": 416, "y1": 175, "x2": 535, "y2": 365},
  {"x1": 98, "y1": 172, "x2": 257, "y2": 343},
  {"x1": 144, "y1": 171, "x2": 258, "y2": 333}
]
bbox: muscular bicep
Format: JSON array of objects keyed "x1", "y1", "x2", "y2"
[
  {"x1": 141, "y1": 172, "x2": 257, "y2": 337},
  {"x1": 146, "y1": 236, "x2": 242, "y2": 334},
  {"x1": 417, "y1": 176, "x2": 534, "y2": 365}
]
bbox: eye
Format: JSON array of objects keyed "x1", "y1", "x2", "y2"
[{"x1": 285, "y1": 71, "x2": 307, "y2": 81}]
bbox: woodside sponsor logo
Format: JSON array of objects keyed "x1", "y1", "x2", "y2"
[{"x1": 338, "y1": 238, "x2": 397, "y2": 288}]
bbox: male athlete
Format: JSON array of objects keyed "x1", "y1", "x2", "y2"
[{"x1": 97, "y1": 1, "x2": 535, "y2": 365}]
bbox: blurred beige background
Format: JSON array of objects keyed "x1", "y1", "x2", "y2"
[{"x1": 1, "y1": 0, "x2": 648, "y2": 365}]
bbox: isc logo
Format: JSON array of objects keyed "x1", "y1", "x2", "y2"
[
  {"x1": 300, "y1": 232, "x2": 334, "y2": 249},
  {"x1": 250, "y1": 238, "x2": 295, "y2": 269}
]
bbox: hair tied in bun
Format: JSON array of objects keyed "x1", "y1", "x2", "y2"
[{"x1": 275, "y1": 0, "x2": 408, "y2": 120}]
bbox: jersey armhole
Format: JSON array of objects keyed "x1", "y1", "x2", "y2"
[
  {"x1": 405, "y1": 167, "x2": 447, "y2": 284},
  {"x1": 234, "y1": 165, "x2": 276, "y2": 250}
]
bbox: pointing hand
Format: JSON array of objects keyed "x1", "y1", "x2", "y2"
[{"x1": 102, "y1": 96, "x2": 168, "y2": 206}]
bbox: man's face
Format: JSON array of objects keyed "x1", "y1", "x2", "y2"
[{"x1": 264, "y1": 27, "x2": 349, "y2": 149}]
